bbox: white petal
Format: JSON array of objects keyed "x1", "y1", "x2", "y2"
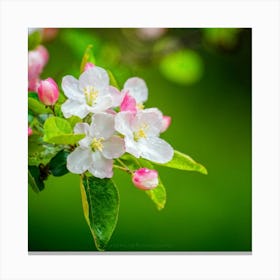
[
  {"x1": 66, "y1": 147, "x2": 92, "y2": 174},
  {"x1": 89, "y1": 112, "x2": 115, "y2": 140},
  {"x1": 115, "y1": 111, "x2": 135, "y2": 138},
  {"x1": 89, "y1": 95, "x2": 113, "y2": 114},
  {"x1": 138, "y1": 137, "x2": 174, "y2": 163},
  {"x1": 62, "y1": 75, "x2": 84, "y2": 102},
  {"x1": 102, "y1": 136, "x2": 125, "y2": 159},
  {"x1": 79, "y1": 66, "x2": 109, "y2": 91},
  {"x1": 124, "y1": 136, "x2": 141, "y2": 158},
  {"x1": 133, "y1": 109, "x2": 162, "y2": 137},
  {"x1": 88, "y1": 151, "x2": 113, "y2": 178},
  {"x1": 61, "y1": 99, "x2": 88, "y2": 119},
  {"x1": 74, "y1": 122, "x2": 89, "y2": 134},
  {"x1": 109, "y1": 86, "x2": 125, "y2": 107},
  {"x1": 124, "y1": 77, "x2": 148, "y2": 103},
  {"x1": 74, "y1": 123, "x2": 92, "y2": 147}
]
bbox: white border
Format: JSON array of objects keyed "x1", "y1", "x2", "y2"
[{"x1": 1, "y1": 0, "x2": 279, "y2": 279}]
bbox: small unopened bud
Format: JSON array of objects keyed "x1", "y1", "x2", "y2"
[
  {"x1": 160, "y1": 116, "x2": 171, "y2": 132},
  {"x1": 28, "y1": 127, "x2": 33, "y2": 136},
  {"x1": 132, "y1": 168, "x2": 159, "y2": 190},
  {"x1": 37, "y1": 78, "x2": 59, "y2": 105},
  {"x1": 84, "y1": 62, "x2": 95, "y2": 72}
]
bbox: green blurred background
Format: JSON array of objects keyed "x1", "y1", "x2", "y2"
[{"x1": 28, "y1": 28, "x2": 251, "y2": 251}]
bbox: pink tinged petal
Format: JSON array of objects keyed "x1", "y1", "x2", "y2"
[
  {"x1": 137, "y1": 137, "x2": 174, "y2": 163},
  {"x1": 102, "y1": 136, "x2": 125, "y2": 159},
  {"x1": 133, "y1": 109, "x2": 162, "y2": 137},
  {"x1": 124, "y1": 77, "x2": 148, "y2": 103},
  {"x1": 62, "y1": 75, "x2": 84, "y2": 102},
  {"x1": 79, "y1": 66, "x2": 109, "y2": 91},
  {"x1": 88, "y1": 151, "x2": 113, "y2": 179},
  {"x1": 120, "y1": 93, "x2": 137, "y2": 114},
  {"x1": 89, "y1": 112, "x2": 115, "y2": 140},
  {"x1": 84, "y1": 62, "x2": 95, "y2": 72},
  {"x1": 109, "y1": 86, "x2": 124, "y2": 107},
  {"x1": 74, "y1": 123, "x2": 91, "y2": 147},
  {"x1": 161, "y1": 116, "x2": 171, "y2": 132},
  {"x1": 115, "y1": 111, "x2": 135, "y2": 138},
  {"x1": 37, "y1": 78, "x2": 59, "y2": 105},
  {"x1": 132, "y1": 168, "x2": 159, "y2": 190},
  {"x1": 61, "y1": 99, "x2": 88, "y2": 119},
  {"x1": 67, "y1": 147, "x2": 92, "y2": 174},
  {"x1": 28, "y1": 127, "x2": 33, "y2": 136},
  {"x1": 105, "y1": 108, "x2": 117, "y2": 115}
]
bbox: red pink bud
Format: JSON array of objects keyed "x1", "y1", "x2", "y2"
[
  {"x1": 37, "y1": 78, "x2": 59, "y2": 105},
  {"x1": 132, "y1": 168, "x2": 159, "y2": 190}
]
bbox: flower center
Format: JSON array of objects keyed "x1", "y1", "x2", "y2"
[
  {"x1": 84, "y1": 86, "x2": 98, "y2": 106},
  {"x1": 136, "y1": 103, "x2": 144, "y2": 110},
  {"x1": 91, "y1": 137, "x2": 104, "y2": 151},
  {"x1": 134, "y1": 124, "x2": 148, "y2": 141}
]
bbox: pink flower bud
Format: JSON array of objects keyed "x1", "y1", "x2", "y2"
[
  {"x1": 28, "y1": 127, "x2": 33, "y2": 136},
  {"x1": 132, "y1": 168, "x2": 159, "y2": 190},
  {"x1": 120, "y1": 92, "x2": 137, "y2": 114},
  {"x1": 28, "y1": 45, "x2": 49, "y2": 91},
  {"x1": 160, "y1": 116, "x2": 171, "y2": 132},
  {"x1": 84, "y1": 62, "x2": 95, "y2": 72},
  {"x1": 37, "y1": 78, "x2": 59, "y2": 105}
]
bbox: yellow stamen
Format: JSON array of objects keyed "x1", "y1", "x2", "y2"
[
  {"x1": 84, "y1": 86, "x2": 98, "y2": 106},
  {"x1": 91, "y1": 137, "x2": 104, "y2": 151},
  {"x1": 134, "y1": 123, "x2": 148, "y2": 141},
  {"x1": 136, "y1": 103, "x2": 144, "y2": 110}
]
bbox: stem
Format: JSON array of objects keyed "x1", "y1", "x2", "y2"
[
  {"x1": 113, "y1": 164, "x2": 132, "y2": 174},
  {"x1": 49, "y1": 105, "x2": 56, "y2": 116}
]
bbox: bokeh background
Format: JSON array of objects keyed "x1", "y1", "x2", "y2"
[{"x1": 28, "y1": 28, "x2": 251, "y2": 251}]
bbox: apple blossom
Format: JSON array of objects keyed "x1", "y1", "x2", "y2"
[
  {"x1": 38, "y1": 78, "x2": 59, "y2": 106},
  {"x1": 121, "y1": 78, "x2": 171, "y2": 132},
  {"x1": 67, "y1": 112, "x2": 125, "y2": 178},
  {"x1": 132, "y1": 168, "x2": 159, "y2": 190},
  {"x1": 28, "y1": 45, "x2": 49, "y2": 91},
  {"x1": 61, "y1": 67, "x2": 123, "y2": 119},
  {"x1": 115, "y1": 109, "x2": 174, "y2": 163},
  {"x1": 123, "y1": 77, "x2": 148, "y2": 109}
]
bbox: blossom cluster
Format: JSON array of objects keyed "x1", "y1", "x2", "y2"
[
  {"x1": 28, "y1": 47, "x2": 174, "y2": 189},
  {"x1": 61, "y1": 65, "x2": 174, "y2": 188}
]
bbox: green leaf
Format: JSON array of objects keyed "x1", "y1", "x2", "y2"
[
  {"x1": 49, "y1": 150, "x2": 70, "y2": 177},
  {"x1": 80, "y1": 44, "x2": 94, "y2": 74},
  {"x1": 67, "y1": 116, "x2": 82, "y2": 129},
  {"x1": 28, "y1": 135, "x2": 62, "y2": 166},
  {"x1": 80, "y1": 174, "x2": 119, "y2": 251},
  {"x1": 28, "y1": 31, "x2": 42, "y2": 50},
  {"x1": 107, "y1": 69, "x2": 120, "y2": 90},
  {"x1": 157, "y1": 150, "x2": 207, "y2": 175},
  {"x1": 28, "y1": 97, "x2": 52, "y2": 115},
  {"x1": 43, "y1": 116, "x2": 85, "y2": 145},
  {"x1": 28, "y1": 166, "x2": 45, "y2": 193},
  {"x1": 145, "y1": 179, "x2": 166, "y2": 210}
]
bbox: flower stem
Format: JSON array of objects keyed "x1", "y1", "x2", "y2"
[{"x1": 113, "y1": 164, "x2": 132, "y2": 174}]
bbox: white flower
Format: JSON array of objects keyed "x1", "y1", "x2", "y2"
[
  {"x1": 115, "y1": 109, "x2": 174, "y2": 163},
  {"x1": 123, "y1": 77, "x2": 148, "y2": 110},
  {"x1": 121, "y1": 77, "x2": 172, "y2": 132},
  {"x1": 67, "y1": 112, "x2": 125, "y2": 178},
  {"x1": 61, "y1": 67, "x2": 123, "y2": 119}
]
